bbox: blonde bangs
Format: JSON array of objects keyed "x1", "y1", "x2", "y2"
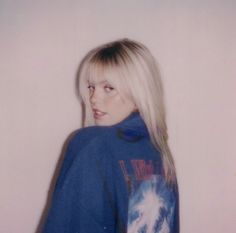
[{"x1": 87, "y1": 58, "x2": 132, "y2": 100}]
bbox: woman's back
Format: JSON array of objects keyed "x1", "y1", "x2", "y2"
[{"x1": 43, "y1": 111, "x2": 179, "y2": 233}]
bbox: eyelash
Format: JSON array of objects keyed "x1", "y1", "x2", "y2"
[
  {"x1": 87, "y1": 85, "x2": 114, "y2": 92},
  {"x1": 87, "y1": 85, "x2": 94, "y2": 91},
  {"x1": 105, "y1": 86, "x2": 114, "y2": 92}
]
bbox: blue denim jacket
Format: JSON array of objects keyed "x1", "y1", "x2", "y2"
[{"x1": 42, "y1": 111, "x2": 179, "y2": 233}]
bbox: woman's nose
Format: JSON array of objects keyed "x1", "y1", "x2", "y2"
[{"x1": 90, "y1": 89, "x2": 101, "y2": 104}]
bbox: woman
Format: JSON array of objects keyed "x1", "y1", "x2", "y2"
[{"x1": 42, "y1": 39, "x2": 179, "y2": 233}]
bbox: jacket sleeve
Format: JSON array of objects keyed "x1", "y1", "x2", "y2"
[{"x1": 42, "y1": 133, "x2": 115, "y2": 233}]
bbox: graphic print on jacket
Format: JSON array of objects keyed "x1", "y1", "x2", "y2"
[{"x1": 119, "y1": 159, "x2": 176, "y2": 233}]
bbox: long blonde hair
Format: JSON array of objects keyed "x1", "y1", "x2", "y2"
[{"x1": 77, "y1": 38, "x2": 176, "y2": 184}]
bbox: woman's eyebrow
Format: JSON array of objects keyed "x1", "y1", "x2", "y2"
[
  {"x1": 100, "y1": 80, "x2": 109, "y2": 84},
  {"x1": 88, "y1": 80, "x2": 109, "y2": 85}
]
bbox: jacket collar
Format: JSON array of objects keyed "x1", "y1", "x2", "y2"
[{"x1": 113, "y1": 111, "x2": 149, "y2": 141}]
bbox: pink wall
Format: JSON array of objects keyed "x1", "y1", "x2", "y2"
[{"x1": 1, "y1": 1, "x2": 235, "y2": 232}]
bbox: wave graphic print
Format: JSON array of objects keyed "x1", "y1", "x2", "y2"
[{"x1": 127, "y1": 175, "x2": 175, "y2": 233}]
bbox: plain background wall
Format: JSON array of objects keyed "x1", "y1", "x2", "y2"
[{"x1": 1, "y1": 0, "x2": 235, "y2": 232}]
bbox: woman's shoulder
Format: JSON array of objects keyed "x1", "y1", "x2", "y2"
[
  {"x1": 71, "y1": 125, "x2": 112, "y2": 143},
  {"x1": 67, "y1": 125, "x2": 114, "y2": 155}
]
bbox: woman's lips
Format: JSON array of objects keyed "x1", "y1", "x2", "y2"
[{"x1": 93, "y1": 109, "x2": 107, "y2": 119}]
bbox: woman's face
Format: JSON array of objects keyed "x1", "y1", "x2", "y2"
[{"x1": 88, "y1": 78, "x2": 137, "y2": 126}]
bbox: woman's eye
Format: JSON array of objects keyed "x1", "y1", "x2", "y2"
[
  {"x1": 87, "y1": 85, "x2": 95, "y2": 91},
  {"x1": 104, "y1": 86, "x2": 114, "y2": 92}
]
